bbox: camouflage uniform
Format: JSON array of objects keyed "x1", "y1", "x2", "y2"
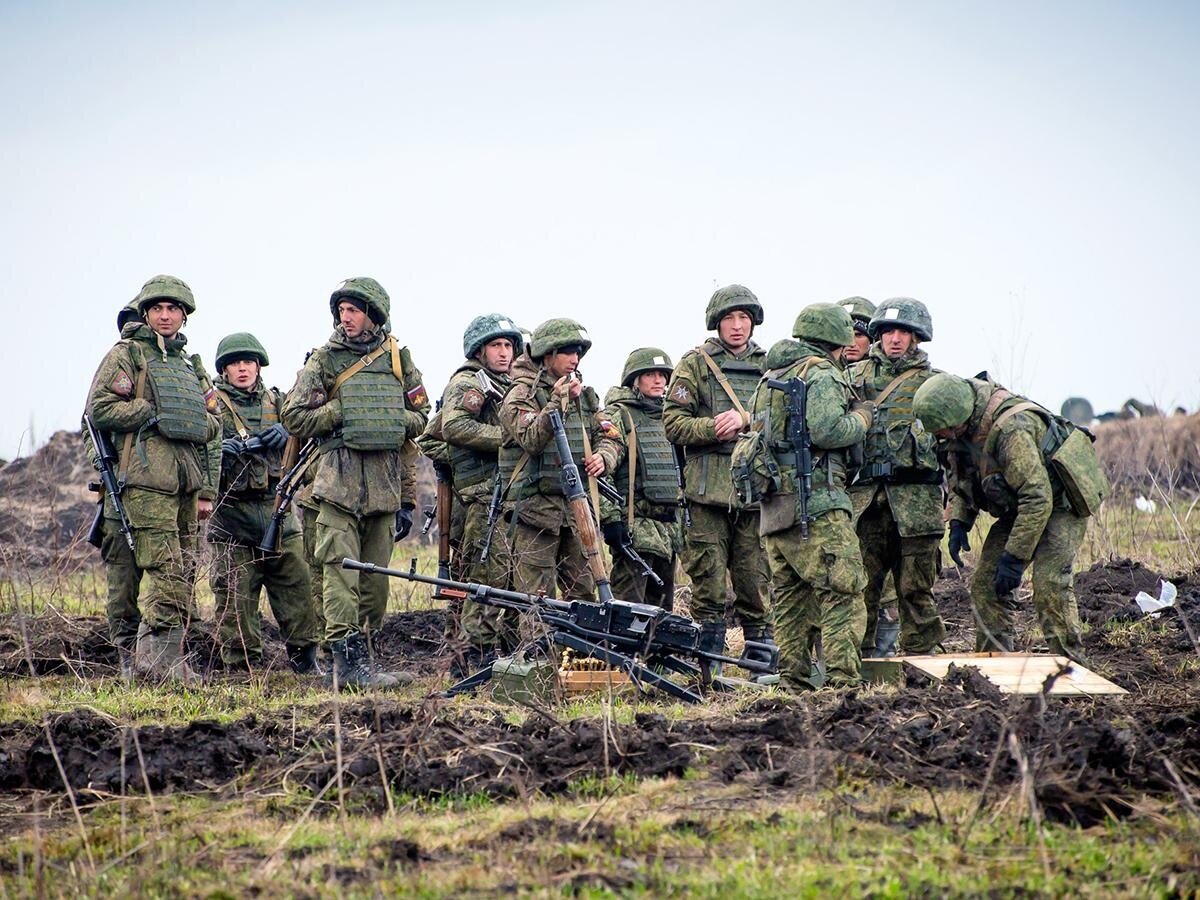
[
  {"x1": 281, "y1": 278, "x2": 429, "y2": 687},
  {"x1": 915, "y1": 375, "x2": 1097, "y2": 662},
  {"x1": 498, "y1": 320, "x2": 623, "y2": 600},
  {"x1": 743, "y1": 305, "x2": 873, "y2": 689},
  {"x1": 848, "y1": 300, "x2": 946, "y2": 655},
  {"x1": 84, "y1": 276, "x2": 222, "y2": 679},
  {"x1": 600, "y1": 348, "x2": 682, "y2": 608},
  {"x1": 663, "y1": 286, "x2": 772, "y2": 653},
  {"x1": 207, "y1": 333, "x2": 320, "y2": 670}
]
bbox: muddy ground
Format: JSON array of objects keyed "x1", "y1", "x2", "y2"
[{"x1": 1, "y1": 557, "x2": 1198, "y2": 828}]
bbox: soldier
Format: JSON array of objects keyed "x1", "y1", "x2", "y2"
[
  {"x1": 663, "y1": 285, "x2": 774, "y2": 662},
  {"x1": 85, "y1": 275, "x2": 221, "y2": 682},
  {"x1": 438, "y1": 314, "x2": 523, "y2": 654},
  {"x1": 913, "y1": 374, "x2": 1105, "y2": 663},
  {"x1": 208, "y1": 333, "x2": 322, "y2": 674},
  {"x1": 743, "y1": 304, "x2": 874, "y2": 689},
  {"x1": 848, "y1": 298, "x2": 946, "y2": 656},
  {"x1": 281, "y1": 277, "x2": 430, "y2": 688},
  {"x1": 497, "y1": 318, "x2": 623, "y2": 600},
  {"x1": 600, "y1": 348, "x2": 682, "y2": 608},
  {"x1": 839, "y1": 297, "x2": 876, "y2": 364}
]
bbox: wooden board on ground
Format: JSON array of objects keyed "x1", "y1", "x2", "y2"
[{"x1": 863, "y1": 652, "x2": 1127, "y2": 696}]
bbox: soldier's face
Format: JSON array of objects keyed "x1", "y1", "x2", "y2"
[
  {"x1": 480, "y1": 338, "x2": 514, "y2": 374},
  {"x1": 338, "y1": 301, "x2": 371, "y2": 338},
  {"x1": 545, "y1": 349, "x2": 580, "y2": 379},
  {"x1": 718, "y1": 310, "x2": 753, "y2": 351},
  {"x1": 223, "y1": 359, "x2": 260, "y2": 389},
  {"x1": 844, "y1": 330, "x2": 871, "y2": 362},
  {"x1": 880, "y1": 327, "x2": 916, "y2": 359},
  {"x1": 145, "y1": 302, "x2": 184, "y2": 338},
  {"x1": 635, "y1": 371, "x2": 668, "y2": 398}
]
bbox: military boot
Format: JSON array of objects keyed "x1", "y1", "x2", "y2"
[
  {"x1": 698, "y1": 622, "x2": 726, "y2": 680},
  {"x1": 871, "y1": 609, "x2": 900, "y2": 658},
  {"x1": 741, "y1": 623, "x2": 780, "y2": 671},
  {"x1": 134, "y1": 627, "x2": 199, "y2": 686},
  {"x1": 287, "y1": 643, "x2": 325, "y2": 677},
  {"x1": 327, "y1": 633, "x2": 414, "y2": 690}
]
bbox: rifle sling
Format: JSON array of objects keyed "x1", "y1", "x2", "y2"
[
  {"x1": 622, "y1": 409, "x2": 637, "y2": 528},
  {"x1": 576, "y1": 397, "x2": 602, "y2": 527},
  {"x1": 117, "y1": 351, "x2": 149, "y2": 486},
  {"x1": 331, "y1": 335, "x2": 403, "y2": 397},
  {"x1": 214, "y1": 389, "x2": 250, "y2": 440},
  {"x1": 697, "y1": 347, "x2": 750, "y2": 426},
  {"x1": 872, "y1": 366, "x2": 922, "y2": 407}
]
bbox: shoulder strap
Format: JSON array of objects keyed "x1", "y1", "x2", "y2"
[
  {"x1": 621, "y1": 408, "x2": 637, "y2": 527},
  {"x1": 697, "y1": 347, "x2": 750, "y2": 423},
  {"x1": 576, "y1": 398, "x2": 602, "y2": 527},
  {"x1": 214, "y1": 389, "x2": 250, "y2": 440},
  {"x1": 873, "y1": 366, "x2": 923, "y2": 407},
  {"x1": 117, "y1": 343, "x2": 149, "y2": 483},
  {"x1": 330, "y1": 336, "x2": 398, "y2": 397},
  {"x1": 985, "y1": 401, "x2": 1046, "y2": 454}
]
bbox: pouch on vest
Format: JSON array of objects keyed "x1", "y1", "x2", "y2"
[
  {"x1": 730, "y1": 423, "x2": 781, "y2": 506},
  {"x1": 1044, "y1": 422, "x2": 1109, "y2": 517}
]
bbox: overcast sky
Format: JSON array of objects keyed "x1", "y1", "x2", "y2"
[{"x1": 1, "y1": 1, "x2": 1197, "y2": 459}]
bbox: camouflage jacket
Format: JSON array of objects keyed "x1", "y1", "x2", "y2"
[
  {"x1": 848, "y1": 345, "x2": 943, "y2": 537},
  {"x1": 85, "y1": 324, "x2": 221, "y2": 501},
  {"x1": 439, "y1": 361, "x2": 511, "y2": 504},
  {"x1": 498, "y1": 354, "x2": 623, "y2": 532},
  {"x1": 943, "y1": 379, "x2": 1069, "y2": 561},
  {"x1": 663, "y1": 337, "x2": 766, "y2": 509},
  {"x1": 281, "y1": 326, "x2": 429, "y2": 516}
]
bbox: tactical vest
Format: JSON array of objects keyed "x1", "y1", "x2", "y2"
[
  {"x1": 855, "y1": 361, "x2": 939, "y2": 484},
  {"x1": 334, "y1": 350, "x2": 408, "y2": 451},
  {"x1": 611, "y1": 402, "x2": 678, "y2": 507},
  {"x1": 144, "y1": 352, "x2": 209, "y2": 443},
  {"x1": 447, "y1": 368, "x2": 501, "y2": 492},
  {"x1": 497, "y1": 383, "x2": 599, "y2": 499},
  {"x1": 695, "y1": 347, "x2": 762, "y2": 457},
  {"x1": 763, "y1": 357, "x2": 850, "y2": 498},
  {"x1": 216, "y1": 387, "x2": 280, "y2": 494}
]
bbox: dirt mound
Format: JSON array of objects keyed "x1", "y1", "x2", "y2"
[
  {"x1": 0, "y1": 430, "x2": 95, "y2": 568},
  {"x1": 1074, "y1": 557, "x2": 1172, "y2": 625},
  {"x1": 0, "y1": 615, "x2": 117, "y2": 676},
  {"x1": 372, "y1": 609, "x2": 452, "y2": 675}
]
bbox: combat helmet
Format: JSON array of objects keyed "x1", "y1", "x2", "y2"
[
  {"x1": 215, "y1": 332, "x2": 270, "y2": 371},
  {"x1": 134, "y1": 275, "x2": 196, "y2": 315},
  {"x1": 705, "y1": 284, "x2": 764, "y2": 331},
  {"x1": 463, "y1": 314, "x2": 523, "y2": 358},
  {"x1": 1060, "y1": 397, "x2": 1094, "y2": 427},
  {"x1": 912, "y1": 373, "x2": 975, "y2": 432},
  {"x1": 792, "y1": 303, "x2": 854, "y2": 348},
  {"x1": 868, "y1": 297, "x2": 933, "y2": 341},
  {"x1": 530, "y1": 318, "x2": 592, "y2": 359},
  {"x1": 621, "y1": 347, "x2": 674, "y2": 388},
  {"x1": 839, "y1": 296, "x2": 876, "y2": 334},
  {"x1": 330, "y1": 277, "x2": 390, "y2": 327},
  {"x1": 116, "y1": 299, "x2": 142, "y2": 332}
]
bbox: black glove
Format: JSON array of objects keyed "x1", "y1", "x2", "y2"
[
  {"x1": 394, "y1": 505, "x2": 415, "y2": 542},
  {"x1": 221, "y1": 437, "x2": 247, "y2": 457},
  {"x1": 993, "y1": 551, "x2": 1027, "y2": 597},
  {"x1": 259, "y1": 423, "x2": 289, "y2": 450},
  {"x1": 948, "y1": 520, "x2": 971, "y2": 566},
  {"x1": 601, "y1": 521, "x2": 630, "y2": 547}
]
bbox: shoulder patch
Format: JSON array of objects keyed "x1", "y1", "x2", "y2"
[
  {"x1": 461, "y1": 388, "x2": 485, "y2": 413},
  {"x1": 407, "y1": 384, "x2": 429, "y2": 407},
  {"x1": 522, "y1": 411, "x2": 538, "y2": 425},
  {"x1": 308, "y1": 388, "x2": 327, "y2": 409},
  {"x1": 204, "y1": 387, "x2": 218, "y2": 413},
  {"x1": 672, "y1": 384, "x2": 691, "y2": 403},
  {"x1": 111, "y1": 370, "x2": 134, "y2": 398},
  {"x1": 598, "y1": 419, "x2": 620, "y2": 439}
]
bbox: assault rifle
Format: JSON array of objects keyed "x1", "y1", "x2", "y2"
[
  {"x1": 548, "y1": 408, "x2": 613, "y2": 601},
  {"x1": 429, "y1": 460, "x2": 465, "y2": 603},
  {"x1": 84, "y1": 414, "x2": 135, "y2": 551},
  {"x1": 766, "y1": 377, "x2": 813, "y2": 539},
  {"x1": 479, "y1": 471, "x2": 504, "y2": 562},
  {"x1": 608, "y1": 527, "x2": 664, "y2": 587},
  {"x1": 671, "y1": 445, "x2": 692, "y2": 529},
  {"x1": 341, "y1": 557, "x2": 779, "y2": 703},
  {"x1": 257, "y1": 437, "x2": 318, "y2": 553}
]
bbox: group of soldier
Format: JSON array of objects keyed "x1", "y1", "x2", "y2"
[{"x1": 83, "y1": 274, "x2": 1107, "y2": 693}]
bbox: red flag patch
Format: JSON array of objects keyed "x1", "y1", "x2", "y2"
[
  {"x1": 407, "y1": 384, "x2": 429, "y2": 408},
  {"x1": 599, "y1": 419, "x2": 620, "y2": 439}
]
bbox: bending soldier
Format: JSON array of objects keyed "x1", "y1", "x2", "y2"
[
  {"x1": 913, "y1": 374, "x2": 1107, "y2": 663},
  {"x1": 848, "y1": 298, "x2": 947, "y2": 656},
  {"x1": 281, "y1": 278, "x2": 430, "y2": 688},
  {"x1": 208, "y1": 333, "x2": 321, "y2": 674},
  {"x1": 498, "y1": 318, "x2": 623, "y2": 600},
  {"x1": 600, "y1": 348, "x2": 682, "y2": 608},
  {"x1": 663, "y1": 285, "x2": 774, "y2": 662},
  {"x1": 84, "y1": 275, "x2": 222, "y2": 683}
]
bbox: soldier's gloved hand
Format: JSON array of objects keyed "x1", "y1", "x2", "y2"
[
  {"x1": 221, "y1": 437, "x2": 247, "y2": 457},
  {"x1": 850, "y1": 400, "x2": 876, "y2": 429},
  {"x1": 260, "y1": 423, "x2": 289, "y2": 450},
  {"x1": 601, "y1": 521, "x2": 630, "y2": 547},
  {"x1": 994, "y1": 552, "x2": 1027, "y2": 597},
  {"x1": 394, "y1": 504, "x2": 415, "y2": 542},
  {"x1": 948, "y1": 520, "x2": 971, "y2": 566}
]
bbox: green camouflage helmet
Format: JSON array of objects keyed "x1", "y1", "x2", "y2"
[
  {"x1": 463, "y1": 313, "x2": 523, "y2": 358},
  {"x1": 838, "y1": 296, "x2": 876, "y2": 324},
  {"x1": 1060, "y1": 396, "x2": 1095, "y2": 427},
  {"x1": 913, "y1": 373, "x2": 975, "y2": 432},
  {"x1": 330, "y1": 276, "x2": 390, "y2": 326},
  {"x1": 705, "y1": 284, "x2": 764, "y2": 330},
  {"x1": 792, "y1": 303, "x2": 854, "y2": 347},
  {"x1": 215, "y1": 332, "x2": 270, "y2": 371},
  {"x1": 869, "y1": 297, "x2": 933, "y2": 341},
  {"x1": 530, "y1": 317, "x2": 592, "y2": 359},
  {"x1": 134, "y1": 274, "x2": 196, "y2": 315},
  {"x1": 116, "y1": 299, "x2": 142, "y2": 333},
  {"x1": 621, "y1": 347, "x2": 674, "y2": 387}
]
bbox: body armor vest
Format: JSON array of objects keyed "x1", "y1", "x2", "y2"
[
  {"x1": 498, "y1": 385, "x2": 599, "y2": 499},
  {"x1": 144, "y1": 352, "x2": 209, "y2": 443},
  {"x1": 334, "y1": 351, "x2": 408, "y2": 451},
  {"x1": 447, "y1": 367, "x2": 502, "y2": 492},
  {"x1": 611, "y1": 402, "x2": 678, "y2": 506},
  {"x1": 217, "y1": 387, "x2": 281, "y2": 494},
  {"x1": 696, "y1": 347, "x2": 762, "y2": 457},
  {"x1": 764, "y1": 357, "x2": 850, "y2": 498},
  {"x1": 854, "y1": 360, "x2": 939, "y2": 484}
]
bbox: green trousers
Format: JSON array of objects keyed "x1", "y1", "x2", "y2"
[
  {"x1": 300, "y1": 505, "x2": 327, "y2": 640},
  {"x1": 678, "y1": 503, "x2": 770, "y2": 627},
  {"x1": 511, "y1": 519, "x2": 594, "y2": 601},
  {"x1": 610, "y1": 549, "x2": 675, "y2": 610},
  {"x1": 459, "y1": 500, "x2": 517, "y2": 648},
  {"x1": 314, "y1": 503, "x2": 394, "y2": 642},
  {"x1": 117, "y1": 487, "x2": 200, "y2": 632},
  {"x1": 971, "y1": 509, "x2": 1087, "y2": 659},
  {"x1": 766, "y1": 510, "x2": 868, "y2": 690},
  {"x1": 101, "y1": 518, "x2": 142, "y2": 651},
  {"x1": 210, "y1": 534, "x2": 320, "y2": 666}
]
